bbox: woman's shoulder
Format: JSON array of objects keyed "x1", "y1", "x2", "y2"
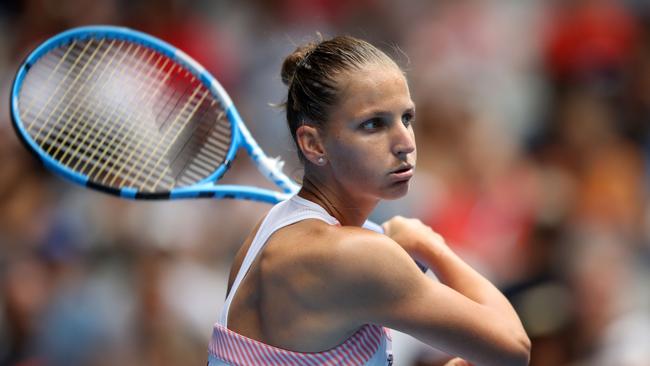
[
  {"x1": 263, "y1": 220, "x2": 391, "y2": 272},
  {"x1": 262, "y1": 221, "x2": 409, "y2": 298},
  {"x1": 257, "y1": 220, "x2": 423, "y2": 330}
]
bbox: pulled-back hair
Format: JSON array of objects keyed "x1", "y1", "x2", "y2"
[{"x1": 281, "y1": 36, "x2": 397, "y2": 161}]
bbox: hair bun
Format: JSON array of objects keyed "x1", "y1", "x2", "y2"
[{"x1": 281, "y1": 42, "x2": 318, "y2": 86}]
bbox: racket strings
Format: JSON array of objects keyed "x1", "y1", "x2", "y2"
[
  {"x1": 166, "y1": 100, "x2": 221, "y2": 178},
  {"x1": 18, "y1": 36, "x2": 233, "y2": 193},
  {"x1": 139, "y1": 87, "x2": 211, "y2": 190},
  {"x1": 91, "y1": 46, "x2": 180, "y2": 186},
  {"x1": 37, "y1": 39, "x2": 116, "y2": 150},
  {"x1": 19, "y1": 42, "x2": 79, "y2": 119},
  {"x1": 172, "y1": 109, "x2": 233, "y2": 187},
  {"x1": 71, "y1": 44, "x2": 165, "y2": 175},
  {"x1": 23, "y1": 40, "x2": 96, "y2": 134},
  {"x1": 47, "y1": 40, "x2": 122, "y2": 159},
  {"x1": 90, "y1": 50, "x2": 229, "y2": 191},
  {"x1": 109, "y1": 84, "x2": 213, "y2": 190},
  {"x1": 29, "y1": 42, "x2": 136, "y2": 173},
  {"x1": 28, "y1": 41, "x2": 167, "y2": 183},
  {"x1": 24, "y1": 41, "x2": 141, "y2": 159}
]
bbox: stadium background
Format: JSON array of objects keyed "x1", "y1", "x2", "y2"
[{"x1": 1, "y1": 0, "x2": 649, "y2": 365}]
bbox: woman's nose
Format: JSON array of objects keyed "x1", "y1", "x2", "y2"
[{"x1": 392, "y1": 122, "x2": 416, "y2": 157}]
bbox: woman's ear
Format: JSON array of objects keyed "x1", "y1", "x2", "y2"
[{"x1": 296, "y1": 124, "x2": 327, "y2": 166}]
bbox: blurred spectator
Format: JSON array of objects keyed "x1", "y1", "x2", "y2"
[
  {"x1": 561, "y1": 226, "x2": 650, "y2": 366},
  {"x1": 542, "y1": 0, "x2": 640, "y2": 88},
  {"x1": 124, "y1": 0, "x2": 241, "y2": 91}
]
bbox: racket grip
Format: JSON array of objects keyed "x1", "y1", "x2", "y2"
[
  {"x1": 362, "y1": 220, "x2": 428, "y2": 273},
  {"x1": 413, "y1": 259, "x2": 429, "y2": 273}
]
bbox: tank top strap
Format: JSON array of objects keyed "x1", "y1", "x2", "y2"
[{"x1": 219, "y1": 195, "x2": 340, "y2": 326}]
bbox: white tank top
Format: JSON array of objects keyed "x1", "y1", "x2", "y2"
[{"x1": 208, "y1": 195, "x2": 393, "y2": 365}]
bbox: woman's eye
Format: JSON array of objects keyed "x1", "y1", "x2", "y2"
[
  {"x1": 402, "y1": 113, "x2": 414, "y2": 127},
  {"x1": 360, "y1": 119, "x2": 383, "y2": 131}
]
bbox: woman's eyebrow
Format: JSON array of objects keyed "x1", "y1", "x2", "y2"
[{"x1": 355, "y1": 105, "x2": 415, "y2": 120}]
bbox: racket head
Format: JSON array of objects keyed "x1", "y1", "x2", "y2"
[{"x1": 11, "y1": 25, "x2": 248, "y2": 200}]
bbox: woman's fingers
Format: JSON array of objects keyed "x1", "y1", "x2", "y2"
[{"x1": 443, "y1": 357, "x2": 470, "y2": 366}]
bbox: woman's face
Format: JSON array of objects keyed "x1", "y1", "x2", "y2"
[{"x1": 322, "y1": 63, "x2": 417, "y2": 200}]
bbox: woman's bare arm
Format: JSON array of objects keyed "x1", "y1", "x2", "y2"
[
  {"x1": 383, "y1": 216, "x2": 530, "y2": 355},
  {"x1": 314, "y1": 221, "x2": 530, "y2": 366}
]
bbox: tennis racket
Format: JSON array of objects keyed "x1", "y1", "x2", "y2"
[
  {"x1": 11, "y1": 25, "x2": 298, "y2": 203},
  {"x1": 10, "y1": 25, "x2": 427, "y2": 271}
]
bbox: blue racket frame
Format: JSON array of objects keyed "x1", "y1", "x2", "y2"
[{"x1": 11, "y1": 25, "x2": 300, "y2": 204}]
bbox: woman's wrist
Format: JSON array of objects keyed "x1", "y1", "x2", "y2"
[
  {"x1": 419, "y1": 236, "x2": 482, "y2": 288},
  {"x1": 415, "y1": 235, "x2": 455, "y2": 272}
]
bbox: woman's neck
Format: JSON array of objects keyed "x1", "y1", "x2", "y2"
[{"x1": 298, "y1": 174, "x2": 378, "y2": 227}]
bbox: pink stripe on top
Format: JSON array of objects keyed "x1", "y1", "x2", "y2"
[{"x1": 208, "y1": 323, "x2": 386, "y2": 366}]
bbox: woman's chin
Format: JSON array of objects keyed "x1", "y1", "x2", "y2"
[{"x1": 381, "y1": 181, "x2": 411, "y2": 200}]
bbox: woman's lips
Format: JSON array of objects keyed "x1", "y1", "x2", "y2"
[{"x1": 389, "y1": 166, "x2": 414, "y2": 181}]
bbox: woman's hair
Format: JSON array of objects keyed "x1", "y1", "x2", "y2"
[{"x1": 281, "y1": 36, "x2": 398, "y2": 161}]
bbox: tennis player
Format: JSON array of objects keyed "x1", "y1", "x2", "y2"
[{"x1": 207, "y1": 36, "x2": 531, "y2": 366}]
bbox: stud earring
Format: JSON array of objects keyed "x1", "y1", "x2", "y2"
[{"x1": 317, "y1": 156, "x2": 326, "y2": 165}]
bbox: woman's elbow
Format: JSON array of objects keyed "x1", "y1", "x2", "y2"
[
  {"x1": 505, "y1": 334, "x2": 531, "y2": 366},
  {"x1": 486, "y1": 332, "x2": 531, "y2": 366},
  {"x1": 466, "y1": 331, "x2": 530, "y2": 366},
  {"x1": 520, "y1": 334, "x2": 532, "y2": 365}
]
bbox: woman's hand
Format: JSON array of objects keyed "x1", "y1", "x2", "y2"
[
  {"x1": 443, "y1": 357, "x2": 472, "y2": 366},
  {"x1": 381, "y1": 216, "x2": 450, "y2": 265}
]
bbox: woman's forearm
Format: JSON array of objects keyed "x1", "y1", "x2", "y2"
[{"x1": 420, "y1": 240, "x2": 529, "y2": 344}]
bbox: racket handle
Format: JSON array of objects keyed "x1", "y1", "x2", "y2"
[
  {"x1": 414, "y1": 260, "x2": 429, "y2": 273},
  {"x1": 362, "y1": 220, "x2": 429, "y2": 273}
]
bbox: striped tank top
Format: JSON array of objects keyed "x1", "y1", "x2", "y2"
[{"x1": 208, "y1": 195, "x2": 393, "y2": 366}]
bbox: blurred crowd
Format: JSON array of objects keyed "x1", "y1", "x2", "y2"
[{"x1": 1, "y1": 0, "x2": 650, "y2": 365}]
